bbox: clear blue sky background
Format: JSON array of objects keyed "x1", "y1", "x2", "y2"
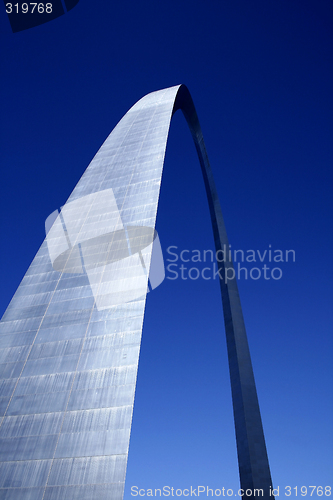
[{"x1": 0, "y1": 0, "x2": 332, "y2": 497}]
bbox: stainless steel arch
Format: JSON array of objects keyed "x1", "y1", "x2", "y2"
[
  {"x1": 174, "y1": 85, "x2": 274, "y2": 497},
  {"x1": 0, "y1": 85, "x2": 273, "y2": 499}
]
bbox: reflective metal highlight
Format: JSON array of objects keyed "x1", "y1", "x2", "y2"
[{"x1": 0, "y1": 85, "x2": 273, "y2": 499}]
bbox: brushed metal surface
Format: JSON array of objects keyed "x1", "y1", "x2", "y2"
[{"x1": 0, "y1": 85, "x2": 273, "y2": 498}]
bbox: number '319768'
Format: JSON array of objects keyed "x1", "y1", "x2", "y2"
[{"x1": 6, "y1": 3, "x2": 53, "y2": 13}]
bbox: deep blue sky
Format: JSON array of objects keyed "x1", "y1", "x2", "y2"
[{"x1": 0, "y1": 0, "x2": 332, "y2": 497}]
